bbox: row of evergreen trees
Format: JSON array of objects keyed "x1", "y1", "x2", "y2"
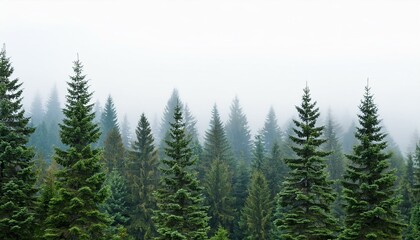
[{"x1": 1, "y1": 47, "x2": 419, "y2": 239}]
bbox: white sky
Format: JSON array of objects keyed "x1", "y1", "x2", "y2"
[{"x1": 2, "y1": 0, "x2": 420, "y2": 152}]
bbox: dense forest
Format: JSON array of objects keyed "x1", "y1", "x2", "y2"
[{"x1": 1, "y1": 46, "x2": 420, "y2": 240}]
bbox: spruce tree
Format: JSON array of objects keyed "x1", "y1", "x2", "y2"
[
  {"x1": 277, "y1": 86, "x2": 337, "y2": 239},
  {"x1": 204, "y1": 159, "x2": 235, "y2": 234},
  {"x1": 158, "y1": 88, "x2": 182, "y2": 144},
  {"x1": 102, "y1": 170, "x2": 130, "y2": 235},
  {"x1": 99, "y1": 95, "x2": 119, "y2": 146},
  {"x1": 103, "y1": 127, "x2": 126, "y2": 173},
  {"x1": 262, "y1": 142, "x2": 288, "y2": 198},
  {"x1": 0, "y1": 46, "x2": 37, "y2": 240},
  {"x1": 262, "y1": 107, "x2": 282, "y2": 153},
  {"x1": 252, "y1": 134, "x2": 266, "y2": 172},
  {"x1": 127, "y1": 113, "x2": 159, "y2": 239},
  {"x1": 201, "y1": 104, "x2": 233, "y2": 178},
  {"x1": 225, "y1": 96, "x2": 252, "y2": 165},
  {"x1": 153, "y1": 105, "x2": 209, "y2": 240},
  {"x1": 240, "y1": 171, "x2": 272, "y2": 240},
  {"x1": 210, "y1": 227, "x2": 230, "y2": 240},
  {"x1": 341, "y1": 86, "x2": 404, "y2": 239},
  {"x1": 44, "y1": 59, "x2": 111, "y2": 239}
]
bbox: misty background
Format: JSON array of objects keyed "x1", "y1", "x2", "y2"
[{"x1": 2, "y1": 0, "x2": 419, "y2": 153}]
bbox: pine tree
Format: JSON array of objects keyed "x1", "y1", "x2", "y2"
[
  {"x1": 153, "y1": 105, "x2": 209, "y2": 239},
  {"x1": 103, "y1": 127, "x2": 126, "y2": 173},
  {"x1": 262, "y1": 107, "x2": 282, "y2": 153},
  {"x1": 100, "y1": 95, "x2": 119, "y2": 146},
  {"x1": 340, "y1": 86, "x2": 404, "y2": 239},
  {"x1": 262, "y1": 142, "x2": 288, "y2": 198},
  {"x1": 225, "y1": 96, "x2": 252, "y2": 165},
  {"x1": 240, "y1": 171, "x2": 272, "y2": 240},
  {"x1": 43, "y1": 58, "x2": 111, "y2": 239},
  {"x1": 252, "y1": 134, "x2": 266, "y2": 172},
  {"x1": 277, "y1": 86, "x2": 337, "y2": 239},
  {"x1": 204, "y1": 159, "x2": 235, "y2": 234},
  {"x1": 158, "y1": 88, "x2": 182, "y2": 143},
  {"x1": 0, "y1": 46, "x2": 37, "y2": 240},
  {"x1": 102, "y1": 171, "x2": 130, "y2": 235},
  {"x1": 201, "y1": 104, "x2": 233, "y2": 179},
  {"x1": 127, "y1": 113, "x2": 159, "y2": 239}
]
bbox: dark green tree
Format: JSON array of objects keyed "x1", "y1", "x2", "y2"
[
  {"x1": 103, "y1": 127, "x2": 126, "y2": 173},
  {"x1": 262, "y1": 107, "x2": 282, "y2": 153},
  {"x1": 225, "y1": 96, "x2": 252, "y2": 165},
  {"x1": 204, "y1": 159, "x2": 235, "y2": 235},
  {"x1": 277, "y1": 86, "x2": 337, "y2": 240},
  {"x1": 252, "y1": 134, "x2": 266, "y2": 172},
  {"x1": 262, "y1": 142, "x2": 288, "y2": 198},
  {"x1": 210, "y1": 227, "x2": 230, "y2": 240},
  {"x1": 340, "y1": 86, "x2": 404, "y2": 240},
  {"x1": 0, "y1": 47, "x2": 37, "y2": 240},
  {"x1": 240, "y1": 171, "x2": 272, "y2": 240},
  {"x1": 201, "y1": 104, "x2": 233, "y2": 179},
  {"x1": 102, "y1": 170, "x2": 130, "y2": 235},
  {"x1": 43, "y1": 59, "x2": 111, "y2": 239},
  {"x1": 153, "y1": 105, "x2": 209, "y2": 239},
  {"x1": 232, "y1": 159, "x2": 250, "y2": 240},
  {"x1": 99, "y1": 95, "x2": 119, "y2": 146},
  {"x1": 127, "y1": 113, "x2": 159, "y2": 239}
]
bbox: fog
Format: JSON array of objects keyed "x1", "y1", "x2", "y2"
[{"x1": 2, "y1": 0, "x2": 420, "y2": 153}]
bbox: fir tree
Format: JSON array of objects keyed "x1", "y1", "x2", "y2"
[
  {"x1": 240, "y1": 171, "x2": 272, "y2": 240},
  {"x1": 100, "y1": 95, "x2": 119, "y2": 146},
  {"x1": 29, "y1": 92, "x2": 44, "y2": 126},
  {"x1": 262, "y1": 142, "x2": 288, "y2": 198},
  {"x1": 277, "y1": 86, "x2": 337, "y2": 239},
  {"x1": 158, "y1": 88, "x2": 182, "y2": 143},
  {"x1": 201, "y1": 104, "x2": 233, "y2": 179},
  {"x1": 0, "y1": 46, "x2": 37, "y2": 240},
  {"x1": 252, "y1": 134, "x2": 266, "y2": 172},
  {"x1": 225, "y1": 96, "x2": 252, "y2": 165},
  {"x1": 210, "y1": 227, "x2": 230, "y2": 240},
  {"x1": 262, "y1": 107, "x2": 282, "y2": 153},
  {"x1": 340, "y1": 86, "x2": 404, "y2": 239},
  {"x1": 153, "y1": 105, "x2": 209, "y2": 240},
  {"x1": 43, "y1": 58, "x2": 111, "y2": 239},
  {"x1": 103, "y1": 127, "x2": 126, "y2": 173},
  {"x1": 102, "y1": 170, "x2": 130, "y2": 235},
  {"x1": 204, "y1": 159, "x2": 235, "y2": 235},
  {"x1": 127, "y1": 113, "x2": 159, "y2": 239}
]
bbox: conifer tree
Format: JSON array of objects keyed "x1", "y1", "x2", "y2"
[
  {"x1": 127, "y1": 113, "x2": 159, "y2": 239},
  {"x1": 210, "y1": 227, "x2": 230, "y2": 240},
  {"x1": 44, "y1": 59, "x2": 111, "y2": 239},
  {"x1": 262, "y1": 107, "x2": 282, "y2": 153},
  {"x1": 240, "y1": 171, "x2": 272, "y2": 240},
  {"x1": 225, "y1": 96, "x2": 252, "y2": 165},
  {"x1": 262, "y1": 142, "x2": 288, "y2": 197},
  {"x1": 158, "y1": 88, "x2": 182, "y2": 143},
  {"x1": 201, "y1": 104, "x2": 233, "y2": 178},
  {"x1": 0, "y1": 47, "x2": 37, "y2": 240},
  {"x1": 341, "y1": 86, "x2": 404, "y2": 239},
  {"x1": 103, "y1": 127, "x2": 126, "y2": 173},
  {"x1": 277, "y1": 86, "x2": 337, "y2": 239},
  {"x1": 204, "y1": 159, "x2": 235, "y2": 235},
  {"x1": 43, "y1": 86, "x2": 64, "y2": 157},
  {"x1": 184, "y1": 104, "x2": 202, "y2": 158},
  {"x1": 252, "y1": 134, "x2": 266, "y2": 172},
  {"x1": 153, "y1": 105, "x2": 209, "y2": 239},
  {"x1": 100, "y1": 95, "x2": 119, "y2": 146},
  {"x1": 102, "y1": 170, "x2": 130, "y2": 235}
]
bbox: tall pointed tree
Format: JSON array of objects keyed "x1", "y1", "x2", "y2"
[
  {"x1": 204, "y1": 158, "x2": 235, "y2": 235},
  {"x1": 225, "y1": 96, "x2": 252, "y2": 165},
  {"x1": 103, "y1": 127, "x2": 126, "y2": 173},
  {"x1": 43, "y1": 85, "x2": 64, "y2": 159},
  {"x1": 201, "y1": 104, "x2": 233, "y2": 178},
  {"x1": 29, "y1": 92, "x2": 44, "y2": 126},
  {"x1": 127, "y1": 113, "x2": 159, "y2": 239},
  {"x1": 44, "y1": 58, "x2": 111, "y2": 239},
  {"x1": 252, "y1": 134, "x2": 266, "y2": 172},
  {"x1": 262, "y1": 107, "x2": 282, "y2": 153},
  {"x1": 121, "y1": 115, "x2": 131, "y2": 148},
  {"x1": 99, "y1": 95, "x2": 119, "y2": 146},
  {"x1": 340, "y1": 86, "x2": 404, "y2": 239},
  {"x1": 262, "y1": 142, "x2": 288, "y2": 198},
  {"x1": 0, "y1": 46, "x2": 37, "y2": 240},
  {"x1": 240, "y1": 171, "x2": 272, "y2": 240},
  {"x1": 158, "y1": 88, "x2": 182, "y2": 143},
  {"x1": 153, "y1": 105, "x2": 209, "y2": 239},
  {"x1": 277, "y1": 86, "x2": 337, "y2": 239}
]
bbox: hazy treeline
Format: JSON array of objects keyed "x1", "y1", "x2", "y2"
[{"x1": 1, "y1": 47, "x2": 420, "y2": 239}]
